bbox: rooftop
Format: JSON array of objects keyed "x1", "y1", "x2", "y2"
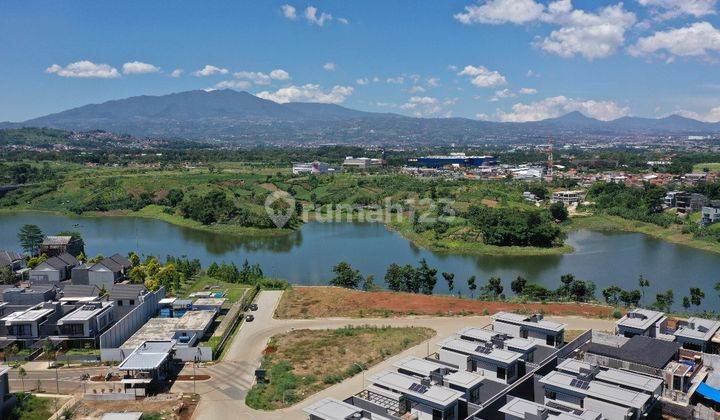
[
  {"x1": 193, "y1": 297, "x2": 226, "y2": 307},
  {"x1": 674, "y1": 317, "x2": 720, "y2": 342},
  {"x1": 118, "y1": 340, "x2": 174, "y2": 371},
  {"x1": 540, "y1": 371, "x2": 650, "y2": 409},
  {"x1": 493, "y1": 312, "x2": 566, "y2": 333},
  {"x1": 584, "y1": 335, "x2": 679, "y2": 369},
  {"x1": 303, "y1": 398, "x2": 365, "y2": 420},
  {"x1": 458, "y1": 326, "x2": 536, "y2": 352},
  {"x1": 122, "y1": 318, "x2": 179, "y2": 349},
  {"x1": 42, "y1": 236, "x2": 71, "y2": 245},
  {"x1": 444, "y1": 370, "x2": 484, "y2": 389},
  {"x1": 500, "y1": 397, "x2": 601, "y2": 420},
  {"x1": 394, "y1": 356, "x2": 454, "y2": 377},
  {"x1": 369, "y1": 371, "x2": 464, "y2": 407},
  {"x1": 438, "y1": 337, "x2": 522, "y2": 365},
  {"x1": 174, "y1": 310, "x2": 215, "y2": 332},
  {"x1": 61, "y1": 284, "x2": 101, "y2": 298},
  {"x1": 616, "y1": 308, "x2": 666, "y2": 331},
  {"x1": 1, "y1": 307, "x2": 54, "y2": 324},
  {"x1": 58, "y1": 301, "x2": 113, "y2": 323},
  {"x1": 556, "y1": 359, "x2": 663, "y2": 393},
  {"x1": 109, "y1": 284, "x2": 146, "y2": 300}
]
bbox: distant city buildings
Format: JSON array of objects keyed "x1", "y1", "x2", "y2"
[
  {"x1": 409, "y1": 153, "x2": 497, "y2": 169},
  {"x1": 292, "y1": 161, "x2": 335, "y2": 175},
  {"x1": 342, "y1": 156, "x2": 384, "y2": 168}
]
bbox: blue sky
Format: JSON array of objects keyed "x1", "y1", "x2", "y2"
[{"x1": 2, "y1": 0, "x2": 720, "y2": 122}]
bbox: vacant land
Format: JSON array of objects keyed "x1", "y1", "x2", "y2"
[
  {"x1": 245, "y1": 325, "x2": 434, "y2": 410},
  {"x1": 71, "y1": 394, "x2": 198, "y2": 420},
  {"x1": 275, "y1": 287, "x2": 616, "y2": 319},
  {"x1": 7, "y1": 394, "x2": 56, "y2": 420},
  {"x1": 180, "y1": 275, "x2": 250, "y2": 304}
]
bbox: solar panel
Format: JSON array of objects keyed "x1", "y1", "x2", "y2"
[
  {"x1": 409, "y1": 383, "x2": 420, "y2": 392},
  {"x1": 417, "y1": 385, "x2": 428, "y2": 394},
  {"x1": 570, "y1": 379, "x2": 590, "y2": 389}
]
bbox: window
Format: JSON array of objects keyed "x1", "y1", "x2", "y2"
[
  {"x1": 507, "y1": 364, "x2": 516, "y2": 379},
  {"x1": 520, "y1": 329, "x2": 528, "y2": 339},
  {"x1": 546, "y1": 335, "x2": 555, "y2": 346},
  {"x1": 117, "y1": 300, "x2": 123, "y2": 306},
  {"x1": 129, "y1": 300, "x2": 135, "y2": 305},
  {"x1": 497, "y1": 366, "x2": 506, "y2": 380},
  {"x1": 432, "y1": 409, "x2": 442, "y2": 420},
  {"x1": 545, "y1": 390, "x2": 556, "y2": 400}
]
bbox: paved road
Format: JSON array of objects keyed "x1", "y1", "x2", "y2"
[{"x1": 176, "y1": 291, "x2": 617, "y2": 420}]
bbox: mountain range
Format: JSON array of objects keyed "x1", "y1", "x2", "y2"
[{"x1": 3, "y1": 89, "x2": 719, "y2": 144}]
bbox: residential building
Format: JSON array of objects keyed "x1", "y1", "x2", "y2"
[
  {"x1": 292, "y1": 161, "x2": 333, "y2": 175},
  {"x1": 583, "y1": 335, "x2": 680, "y2": 375},
  {"x1": 0, "y1": 367, "x2": 15, "y2": 417},
  {"x1": 59, "y1": 284, "x2": 101, "y2": 303},
  {"x1": 555, "y1": 359, "x2": 663, "y2": 400},
  {"x1": 675, "y1": 193, "x2": 708, "y2": 213},
  {"x1": 0, "y1": 302, "x2": 60, "y2": 345},
  {"x1": 303, "y1": 397, "x2": 389, "y2": 420},
  {"x1": 538, "y1": 370, "x2": 652, "y2": 420},
  {"x1": 39, "y1": 236, "x2": 72, "y2": 256},
  {"x1": 673, "y1": 317, "x2": 720, "y2": 353},
  {"x1": 365, "y1": 370, "x2": 464, "y2": 420},
  {"x1": 615, "y1": 308, "x2": 667, "y2": 338},
  {"x1": 56, "y1": 300, "x2": 115, "y2": 345},
  {"x1": 457, "y1": 326, "x2": 538, "y2": 362},
  {"x1": 499, "y1": 397, "x2": 601, "y2": 420},
  {"x1": 109, "y1": 284, "x2": 148, "y2": 318},
  {"x1": 343, "y1": 156, "x2": 384, "y2": 168},
  {"x1": 192, "y1": 298, "x2": 225, "y2": 314},
  {"x1": 1, "y1": 285, "x2": 55, "y2": 306},
  {"x1": 492, "y1": 312, "x2": 566, "y2": 348},
  {"x1": 701, "y1": 202, "x2": 720, "y2": 226},
  {"x1": 550, "y1": 191, "x2": 583, "y2": 205},
  {"x1": 70, "y1": 263, "x2": 92, "y2": 284},
  {"x1": 88, "y1": 258, "x2": 125, "y2": 289},
  {"x1": 118, "y1": 340, "x2": 174, "y2": 396},
  {"x1": 437, "y1": 337, "x2": 522, "y2": 384},
  {"x1": 0, "y1": 250, "x2": 25, "y2": 272},
  {"x1": 28, "y1": 252, "x2": 78, "y2": 284},
  {"x1": 522, "y1": 191, "x2": 538, "y2": 202}
]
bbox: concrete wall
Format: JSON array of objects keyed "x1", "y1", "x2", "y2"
[
  {"x1": 175, "y1": 346, "x2": 213, "y2": 362},
  {"x1": 438, "y1": 349, "x2": 468, "y2": 371},
  {"x1": 584, "y1": 397, "x2": 633, "y2": 420},
  {"x1": 99, "y1": 286, "x2": 164, "y2": 351},
  {"x1": 88, "y1": 271, "x2": 116, "y2": 290},
  {"x1": 493, "y1": 322, "x2": 522, "y2": 338}
]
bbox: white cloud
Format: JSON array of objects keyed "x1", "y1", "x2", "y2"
[
  {"x1": 454, "y1": 0, "x2": 545, "y2": 24},
  {"x1": 122, "y1": 61, "x2": 161, "y2": 75},
  {"x1": 490, "y1": 88, "x2": 516, "y2": 101},
  {"x1": 526, "y1": 69, "x2": 539, "y2": 77},
  {"x1": 400, "y1": 96, "x2": 456, "y2": 117},
  {"x1": 169, "y1": 69, "x2": 184, "y2": 78},
  {"x1": 269, "y1": 69, "x2": 291, "y2": 80},
  {"x1": 497, "y1": 95, "x2": 630, "y2": 122},
  {"x1": 387, "y1": 76, "x2": 405, "y2": 84},
  {"x1": 401, "y1": 96, "x2": 438, "y2": 109},
  {"x1": 233, "y1": 69, "x2": 290, "y2": 85},
  {"x1": 356, "y1": 78, "x2": 369, "y2": 85},
  {"x1": 628, "y1": 22, "x2": 720, "y2": 58},
  {"x1": 426, "y1": 77, "x2": 440, "y2": 87},
  {"x1": 372, "y1": 77, "x2": 380, "y2": 82},
  {"x1": 45, "y1": 61, "x2": 120, "y2": 78},
  {"x1": 535, "y1": 1, "x2": 637, "y2": 60},
  {"x1": 448, "y1": 65, "x2": 458, "y2": 72},
  {"x1": 457, "y1": 65, "x2": 507, "y2": 88},
  {"x1": 193, "y1": 65, "x2": 229, "y2": 77},
  {"x1": 408, "y1": 85, "x2": 426, "y2": 93},
  {"x1": 215, "y1": 80, "x2": 252, "y2": 90},
  {"x1": 519, "y1": 87, "x2": 538, "y2": 94},
  {"x1": 281, "y1": 4, "x2": 297, "y2": 19},
  {"x1": 677, "y1": 106, "x2": 720, "y2": 122},
  {"x1": 323, "y1": 62, "x2": 336, "y2": 71},
  {"x1": 256, "y1": 84, "x2": 353, "y2": 103},
  {"x1": 305, "y1": 6, "x2": 332, "y2": 26},
  {"x1": 638, "y1": 0, "x2": 716, "y2": 19},
  {"x1": 338, "y1": 17, "x2": 349, "y2": 24},
  {"x1": 476, "y1": 113, "x2": 491, "y2": 120}
]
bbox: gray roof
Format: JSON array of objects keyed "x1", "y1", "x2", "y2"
[
  {"x1": 42, "y1": 256, "x2": 71, "y2": 270},
  {"x1": 540, "y1": 371, "x2": 650, "y2": 409},
  {"x1": 616, "y1": 308, "x2": 666, "y2": 331},
  {"x1": 585, "y1": 335, "x2": 679, "y2": 369},
  {"x1": 369, "y1": 371, "x2": 464, "y2": 407},
  {"x1": 303, "y1": 398, "x2": 367, "y2": 420},
  {"x1": 109, "y1": 253, "x2": 132, "y2": 269},
  {"x1": 91, "y1": 257, "x2": 123, "y2": 273},
  {"x1": 494, "y1": 311, "x2": 566, "y2": 333},
  {"x1": 500, "y1": 397, "x2": 601, "y2": 420},
  {"x1": 0, "y1": 250, "x2": 23, "y2": 267},
  {"x1": 61, "y1": 284, "x2": 101, "y2": 297},
  {"x1": 42, "y1": 236, "x2": 72, "y2": 245},
  {"x1": 118, "y1": 340, "x2": 174, "y2": 371},
  {"x1": 674, "y1": 317, "x2": 720, "y2": 342},
  {"x1": 56, "y1": 253, "x2": 78, "y2": 266},
  {"x1": 109, "y1": 284, "x2": 147, "y2": 300}
]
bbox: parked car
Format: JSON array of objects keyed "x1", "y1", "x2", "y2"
[
  {"x1": 249, "y1": 303, "x2": 258, "y2": 311},
  {"x1": 246, "y1": 314, "x2": 255, "y2": 322}
]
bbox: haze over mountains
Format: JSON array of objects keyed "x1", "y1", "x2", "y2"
[{"x1": 3, "y1": 89, "x2": 719, "y2": 145}]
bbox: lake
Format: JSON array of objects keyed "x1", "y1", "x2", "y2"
[{"x1": 0, "y1": 212, "x2": 717, "y2": 310}]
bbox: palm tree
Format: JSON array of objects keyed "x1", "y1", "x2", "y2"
[
  {"x1": 467, "y1": 276, "x2": 477, "y2": 299},
  {"x1": 638, "y1": 275, "x2": 650, "y2": 305},
  {"x1": 18, "y1": 367, "x2": 26, "y2": 392}
]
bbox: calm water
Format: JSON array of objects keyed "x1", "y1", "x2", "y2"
[{"x1": 0, "y1": 212, "x2": 717, "y2": 310}]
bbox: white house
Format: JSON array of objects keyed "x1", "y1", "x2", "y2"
[{"x1": 493, "y1": 312, "x2": 566, "y2": 348}]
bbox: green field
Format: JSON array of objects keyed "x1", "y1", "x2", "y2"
[{"x1": 692, "y1": 162, "x2": 720, "y2": 173}]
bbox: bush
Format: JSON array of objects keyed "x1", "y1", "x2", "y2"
[
  {"x1": 323, "y1": 374, "x2": 343, "y2": 384},
  {"x1": 612, "y1": 309, "x2": 622, "y2": 319}
]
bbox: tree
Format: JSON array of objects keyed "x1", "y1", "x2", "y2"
[
  {"x1": 128, "y1": 252, "x2": 140, "y2": 267},
  {"x1": 480, "y1": 277, "x2": 504, "y2": 299},
  {"x1": 76, "y1": 251, "x2": 86, "y2": 263},
  {"x1": 385, "y1": 264, "x2": 404, "y2": 292},
  {"x1": 442, "y1": 272, "x2": 455, "y2": 294},
  {"x1": 330, "y1": 262, "x2": 363, "y2": 289},
  {"x1": 18, "y1": 366, "x2": 26, "y2": 392},
  {"x1": 98, "y1": 285, "x2": 109, "y2": 298},
  {"x1": 652, "y1": 290, "x2": 674, "y2": 312},
  {"x1": 569, "y1": 280, "x2": 595, "y2": 302},
  {"x1": 549, "y1": 202, "x2": 569, "y2": 222},
  {"x1": 167, "y1": 189, "x2": 185, "y2": 207},
  {"x1": 467, "y1": 276, "x2": 477, "y2": 299},
  {"x1": 156, "y1": 264, "x2": 182, "y2": 292},
  {"x1": 619, "y1": 289, "x2": 642, "y2": 308},
  {"x1": 638, "y1": 275, "x2": 650, "y2": 304},
  {"x1": 0, "y1": 267, "x2": 14, "y2": 285},
  {"x1": 511, "y1": 276, "x2": 527, "y2": 295},
  {"x1": 17, "y1": 224, "x2": 43, "y2": 255},
  {"x1": 683, "y1": 296, "x2": 691, "y2": 309},
  {"x1": 56, "y1": 231, "x2": 84, "y2": 257},
  {"x1": 602, "y1": 286, "x2": 622, "y2": 305},
  {"x1": 688, "y1": 287, "x2": 705, "y2": 308},
  {"x1": 362, "y1": 275, "x2": 376, "y2": 291},
  {"x1": 416, "y1": 259, "x2": 438, "y2": 295}
]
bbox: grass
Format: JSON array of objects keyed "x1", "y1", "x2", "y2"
[
  {"x1": 181, "y1": 275, "x2": 251, "y2": 304},
  {"x1": 692, "y1": 163, "x2": 720, "y2": 173},
  {"x1": 64, "y1": 348, "x2": 101, "y2": 356},
  {"x1": 567, "y1": 214, "x2": 720, "y2": 255},
  {"x1": 245, "y1": 325, "x2": 434, "y2": 410},
  {"x1": 8, "y1": 393, "x2": 55, "y2": 420}
]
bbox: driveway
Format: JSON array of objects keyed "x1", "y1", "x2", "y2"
[{"x1": 179, "y1": 291, "x2": 617, "y2": 420}]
